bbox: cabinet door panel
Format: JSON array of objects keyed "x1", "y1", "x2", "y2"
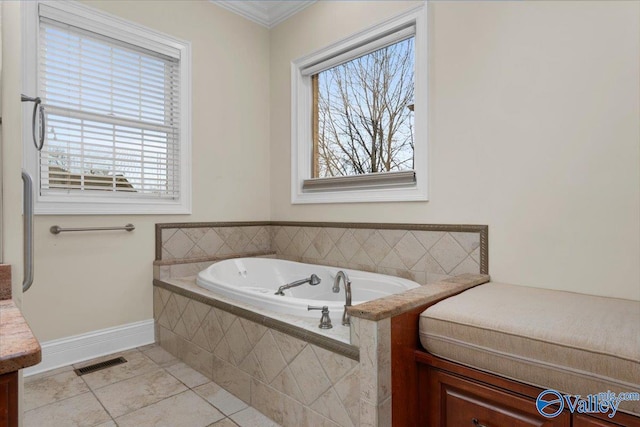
[
  {"x1": 428, "y1": 368, "x2": 569, "y2": 427},
  {"x1": 0, "y1": 372, "x2": 17, "y2": 427},
  {"x1": 573, "y1": 413, "x2": 640, "y2": 427}
]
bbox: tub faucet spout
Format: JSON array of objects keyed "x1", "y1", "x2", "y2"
[
  {"x1": 332, "y1": 271, "x2": 352, "y2": 326},
  {"x1": 275, "y1": 274, "x2": 321, "y2": 296}
]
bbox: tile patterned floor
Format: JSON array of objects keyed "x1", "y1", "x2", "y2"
[{"x1": 24, "y1": 344, "x2": 281, "y2": 427}]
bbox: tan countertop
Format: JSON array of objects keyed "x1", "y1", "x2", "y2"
[
  {"x1": 348, "y1": 273, "x2": 491, "y2": 321},
  {"x1": 0, "y1": 300, "x2": 41, "y2": 375}
]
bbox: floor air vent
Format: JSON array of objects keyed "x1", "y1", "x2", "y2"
[{"x1": 74, "y1": 356, "x2": 127, "y2": 376}]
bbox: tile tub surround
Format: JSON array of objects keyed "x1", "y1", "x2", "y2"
[
  {"x1": 155, "y1": 221, "x2": 488, "y2": 283},
  {"x1": 155, "y1": 222, "x2": 275, "y2": 281},
  {"x1": 154, "y1": 283, "x2": 360, "y2": 427},
  {"x1": 153, "y1": 273, "x2": 490, "y2": 426},
  {"x1": 351, "y1": 273, "x2": 490, "y2": 426}
]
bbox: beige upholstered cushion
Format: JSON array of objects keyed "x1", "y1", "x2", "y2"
[{"x1": 419, "y1": 283, "x2": 640, "y2": 416}]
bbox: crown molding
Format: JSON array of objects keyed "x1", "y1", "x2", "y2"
[{"x1": 211, "y1": 1, "x2": 316, "y2": 28}]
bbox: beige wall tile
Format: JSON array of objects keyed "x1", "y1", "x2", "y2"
[
  {"x1": 394, "y1": 232, "x2": 426, "y2": 269},
  {"x1": 311, "y1": 345, "x2": 357, "y2": 386},
  {"x1": 253, "y1": 331, "x2": 287, "y2": 383},
  {"x1": 378, "y1": 229, "x2": 406, "y2": 248},
  {"x1": 335, "y1": 230, "x2": 360, "y2": 261},
  {"x1": 164, "y1": 230, "x2": 196, "y2": 259},
  {"x1": 361, "y1": 231, "x2": 391, "y2": 264},
  {"x1": 201, "y1": 310, "x2": 225, "y2": 351},
  {"x1": 288, "y1": 346, "x2": 331, "y2": 405},
  {"x1": 309, "y1": 387, "x2": 354, "y2": 427},
  {"x1": 359, "y1": 400, "x2": 379, "y2": 427},
  {"x1": 333, "y1": 366, "x2": 360, "y2": 427},
  {"x1": 413, "y1": 231, "x2": 445, "y2": 252},
  {"x1": 162, "y1": 229, "x2": 178, "y2": 245},
  {"x1": 213, "y1": 336, "x2": 234, "y2": 364},
  {"x1": 198, "y1": 229, "x2": 224, "y2": 255},
  {"x1": 183, "y1": 228, "x2": 207, "y2": 244},
  {"x1": 271, "y1": 330, "x2": 306, "y2": 363},
  {"x1": 162, "y1": 295, "x2": 182, "y2": 330},
  {"x1": 349, "y1": 317, "x2": 360, "y2": 347},
  {"x1": 429, "y1": 233, "x2": 468, "y2": 273},
  {"x1": 250, "y1": 378, "x2": 305, "y2": 426},
  {"x1": 238, "y1": 352, "x2": 266, "y2": 382},
  {"x1": 376, "y1": 319, "x2": 391, "y2": 404},
  {"x1": 225, "y1": 319, "x2": 253, "y2": 365},
  {"x1": 239, "y1": 318, "x2": 267, "y2": 344},
  {"x1": 211, "y1": 355, "x2": 251, "y2": 403},
  {"x1": 269, "y1": 367, "x2": 305, "y2": 403},
  {"x1": 177, "y1": 339, "x2": 213, "y2": 379},
  {"x1": 158, "y1": 326, "x2": 180, "y2": 357},
  {"x1": 450, "y1": 231, "x2": 481, "y2": 254},
  {"x1": 450, "y1": 255, "x2": 481, "y2": 276}
]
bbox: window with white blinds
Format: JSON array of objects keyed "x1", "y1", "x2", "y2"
[
  {"x1": 23, "y1": 1, "x2": 191, "y2": 214},
  {"x1": 40, "y1": 18, "x2": 180, "y2": 198}
]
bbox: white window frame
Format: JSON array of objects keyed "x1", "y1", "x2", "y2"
[
  {"x1": 290, "y1": 4, "x2": 428, "y2": 204},
  {"x1": 22, "y1": 0, "x2": 192, "y2": 215}
]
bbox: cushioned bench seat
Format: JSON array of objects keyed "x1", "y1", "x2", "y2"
[{"x1": 419, "y1": 282, "x2": 640, "y2": 416}]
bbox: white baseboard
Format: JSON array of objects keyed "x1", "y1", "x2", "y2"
[{"x1": 24, "y1": 319, "x2": 155, "y2": 377}]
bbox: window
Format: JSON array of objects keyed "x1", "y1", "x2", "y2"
[
  {"x1": 291, "y1": 5, "x2": 427, "y2": 204},
  {"x1": 23, "y1": 1, "x2": 191, "y2": 214}
]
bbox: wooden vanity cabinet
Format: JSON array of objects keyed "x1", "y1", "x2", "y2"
[{"x1": 0, "y1": 372, "x2": 17, "y2": 427}]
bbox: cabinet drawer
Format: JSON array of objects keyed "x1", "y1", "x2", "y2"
[{"x1": 427, "y1": 368, "x2": 569, "y2": 427}]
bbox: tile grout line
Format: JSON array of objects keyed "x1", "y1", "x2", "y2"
[
  {"x1": 23, "y1": 344, "x2": 274, "y2": 427},
  {"x1": 83, "y1": 347, "x2": 150, "y2": 423}
]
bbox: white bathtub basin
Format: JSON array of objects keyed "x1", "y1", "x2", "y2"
[{"x1": 196, "y1": 257, "x2": 420, "y2": 319}]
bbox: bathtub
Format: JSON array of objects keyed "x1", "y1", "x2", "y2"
[{"x1": 196, "y1": 257, "x2": 420, "y2": 319}]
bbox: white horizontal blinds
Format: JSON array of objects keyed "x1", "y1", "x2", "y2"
[
  {"x1": 301, "y1": 24, "x2": 415, "y2": 76},
  {"x1": 38, "y1": 17, "x2": 181, "y2": 199}
]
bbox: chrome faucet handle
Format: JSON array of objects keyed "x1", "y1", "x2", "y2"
[{"x1": 307, "y1": 305, "x2": 332, "y2": 329}]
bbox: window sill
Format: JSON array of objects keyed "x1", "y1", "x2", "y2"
[{"x1": 291, "y1": 184, "x2": 428, "y2": 204}]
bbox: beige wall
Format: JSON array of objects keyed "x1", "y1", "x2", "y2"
[
  {"x1": 13, "y1": 1, "x2": 271, "y2": 341},
  {"x1": 270, "y1": 1, "x2": 640, "y2": 300},
  {"x1": 5, "y1": 0, "x2": 639, "y2": 343}
]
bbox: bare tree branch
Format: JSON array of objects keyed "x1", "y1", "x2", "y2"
[{"x1": 314, "y1": 37, "x2": 415, "y2": 178}]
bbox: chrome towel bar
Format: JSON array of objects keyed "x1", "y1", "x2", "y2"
[{"x1": 50, "y1": 224, "x2": 135, "y2": 235}]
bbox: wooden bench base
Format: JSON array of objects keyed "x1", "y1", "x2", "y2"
[{"x1": 413, "y1": 351, "x2": 640, "y2": 427}]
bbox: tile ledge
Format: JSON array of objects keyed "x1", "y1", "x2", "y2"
[
  {"x1": 154, "y1": 251, "x2": 276, "y2": 266},
  {"x1": 348, "y1": 273, "x2": 491, "y2": 321}
]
